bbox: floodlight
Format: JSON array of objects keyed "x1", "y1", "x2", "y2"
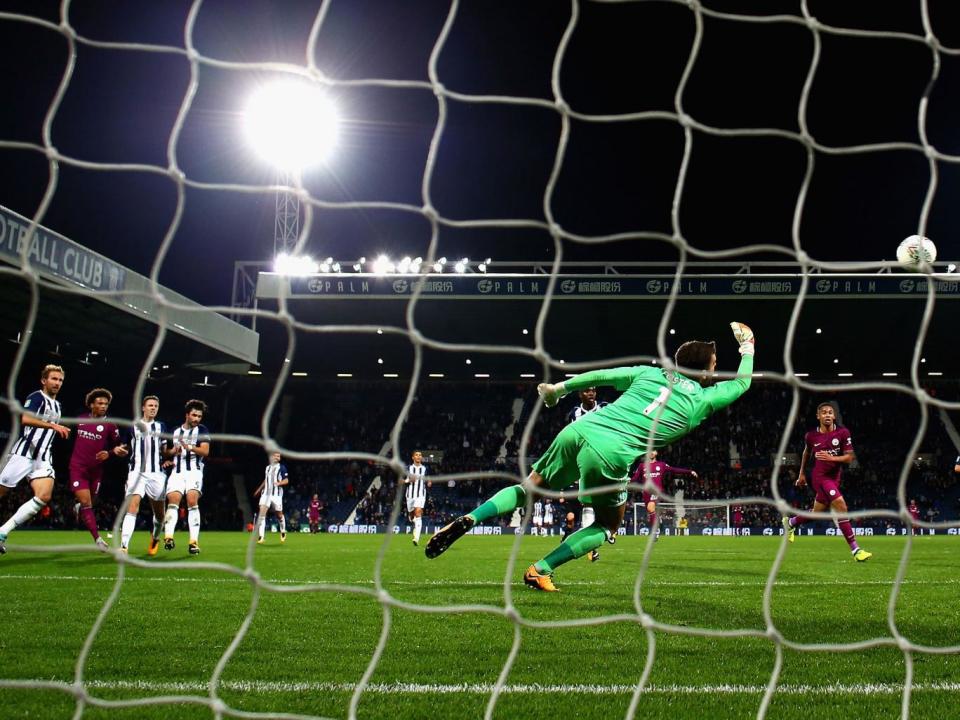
[
  {"x1": 372, "y1": 255, "x2": 393, "y2": 275},
  {"x1": 274, "y1": 252, "x2": 319, "y2": 275},
  {"x1": 243, "y1": 79, "x2": 339, "y2": 171}
]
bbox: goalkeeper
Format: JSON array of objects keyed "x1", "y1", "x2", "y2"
[{"x1": 426, "y1": 322, "x2": 756, "y2": 591}]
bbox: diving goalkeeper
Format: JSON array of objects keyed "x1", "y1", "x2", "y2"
[{"x1": 425, "y1": 322, "x2": 756, "y2": 591}]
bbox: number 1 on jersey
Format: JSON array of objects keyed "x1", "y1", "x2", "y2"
[{"x1": 642, "y1": 387, "x2": 671, "y2": 416}]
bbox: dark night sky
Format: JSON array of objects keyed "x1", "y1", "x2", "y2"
[{"x1": 0, "y1": 0, "x2": 959, "y2": 310}]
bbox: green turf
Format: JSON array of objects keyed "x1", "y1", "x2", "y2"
[{"x1": 0, "y1": 531, "x2": 957, "y2": 719}]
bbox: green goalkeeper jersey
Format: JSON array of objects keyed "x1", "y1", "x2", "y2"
[{"x1": 563, "y1": 354, "x2": 754, "y2": 473}]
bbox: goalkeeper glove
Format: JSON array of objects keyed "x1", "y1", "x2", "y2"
[
  {"x1": 730, "y1": 322, "x2": 755, "y2": 356},
  {"x1": 537, "y1": 382, "x2": 568, "y2": 408}
]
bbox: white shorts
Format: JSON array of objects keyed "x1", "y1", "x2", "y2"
[
  {"x1": 125, "y1": 470, "x2": 167, "y2": 502},
  {"x1": 544, "y1": 513, "x2": 554, "y2": 525},
  {"x1": 406, "y1": 496, "x2": 425, "y2": 513},
  {"x1": 0, "y1": 454, "x2": 54, "y2": 487},
  {"x1": 533, "y1": 516, "x2": 543, "y2": 527},
  {"x1": 260, "y1": 494, "x2": 283, "y2": 512},
  {"x1": 166, "y1": 470, "x2": 203, "y2": 497}
]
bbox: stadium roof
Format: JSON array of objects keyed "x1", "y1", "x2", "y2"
[{"x1": 0, "y1": 206, "x2": 259, "y2": 375}]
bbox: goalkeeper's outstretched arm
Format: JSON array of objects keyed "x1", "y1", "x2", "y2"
[
  {"x1": 701, "y1": 322, "x2": 755, "y2": 412},
  {"x1": 537, "y1": 366, "x2": 654, "y2": 408}
]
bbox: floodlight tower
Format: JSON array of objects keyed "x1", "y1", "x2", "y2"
[
  {"x1": 274, "y1": 170, "x2": 300, "y2": 258},
  {"x1": 243, "y1": 78, "x2": 339, "y2": 262}
]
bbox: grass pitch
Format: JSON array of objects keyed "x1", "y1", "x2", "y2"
[{"x1": 0, "y1": 531, "x2": 957, "y2": 719}]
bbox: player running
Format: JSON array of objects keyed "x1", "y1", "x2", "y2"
[
  {"x1": 119, "y1": 395, "x2": 170, "y2": 555},
  {"x1": 405, "y1": 450, "x2": 430, "y2": 546},
  {"x1": 254, "y1": 451, "x2": 289, "y2": 544},
  {"x1": 69, "y1": 388, "x2": 126, "y2": 550},
  {"x1": 163, "y1": 400, "x2": 210, "y2": 555},
  {"x1": 782, "y1": 402, "x2": 872, "y2": 562},
  {"x1": 0, "y1": 365, "x2": 71, "y2": 554},
  {"x1": 567, "y1": 386, "x2": 608, "y2": 561},
  {"x1": 632, "y1": 450, "x2": 697, "y2": 536},
  {"x1": 426, "y1": 322, "x2": 756, "y2": 591}
]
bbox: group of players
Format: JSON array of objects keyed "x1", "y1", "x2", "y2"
[
  {"x1": 0, "y1": 364, "x2": 211, "y2": 556},
  {"x1": 424, "y1": 322, "x2": 880, "y2": 591},
  {"x1": 2, "y1": 322, "x2": 924, "y2": 582}
]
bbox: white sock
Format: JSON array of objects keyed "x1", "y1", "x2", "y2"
[
  {"x1": 0, "y1": 497, "x2": 45, "y2": 536},
  {"x1": 413, "y1": 516, "x2": 422, "y2": 542},
  {"x1": 188, "y1": 506, "x2": 200, "y2": 544},
  {"x1": 163, "y1": 504, "x2": 178, "y2": 538},
  {"x1": 582, "y1": 507, "x2": 595, "y2": 528},
  {"x1": 151, "y1": 513, "x2": 161, "y2": 540},
  {"x1": 258, "y1": 512, "x2": 266, "y2": 540},
  {"x1": 121, "y1": 513, "x2": 137, "y2": 549},
  {"x1": 278, "y1": 515, "x2": 286, "y2": 534}
]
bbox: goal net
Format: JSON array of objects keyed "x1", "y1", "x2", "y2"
[{"x1": 0, "y1": 2, "x2": 958, "y2": 720}]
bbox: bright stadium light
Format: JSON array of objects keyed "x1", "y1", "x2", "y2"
[
  {"x1": 274, "y1": 252, "x2": 319, "y2": 275},
  {"x1": 397, "y1": 256, "x2": 412, "y2": 273},
  {"x1": 243, "y1": 79, "x2": 339, "y2": 171},
  {"x1": 454, "y1": 257, "x2": 469, "y2": 274},
  {"x1": 433, "y1": 257, "x2": 446, "y2": 273},
  {"x1": 372, "y1": 255, "x2": 394, "y2": 275}
]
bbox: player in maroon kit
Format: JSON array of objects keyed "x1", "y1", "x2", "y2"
[
  {"x1": 783, "y1": 402, "x2": 872, "y2": 561},
  {"x1": 631, "y1": 450, "x2": 697, "y2": 535},
  {"x1": 69, "y1": 388, "x2": 127, "y2": 549},
  {"x1": 308, "y1": 494, "x2": 321, "y2": 534},
  {"x1": 908, "y1": 499, "x2": 921, "y2": 535}
]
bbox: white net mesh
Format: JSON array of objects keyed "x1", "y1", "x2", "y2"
[{"x1": 1, "y1": 1, "x2": 959, "y2": 719}]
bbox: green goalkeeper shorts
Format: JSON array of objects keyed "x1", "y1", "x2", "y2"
[{"x1": 531, "y1": 423, "x2": 629, "y2": 508}]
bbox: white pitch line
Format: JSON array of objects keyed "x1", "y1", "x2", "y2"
[
  {"x1": 19, "y1": 678, "x2": 960, "y2": 696},
  {"x1": 1, "y1": 574, "x2": 960, "y2": 589}
]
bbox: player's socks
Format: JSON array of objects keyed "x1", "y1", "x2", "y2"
[
  {"x1": 467, "y1": 485, "x2": 525, "y2": 524},
  {"x1": 120, "y1": 512, "x2": 137, "y2": 549},
  {"x1": 163, "y1": 504, "x2": 179, "y2": 539},
  {"x1": 257, "y1": 513, "x2": 267, "y2": 541},
  {"x1": 188, "y1": 506, "x2": 200, "y2": 544},
  {"x1": 0, "y1": 497, "x2": 46, "y2": 536},
  {"x1": 788, "y1": 515, "x2": 807, "y2": 528},
  {"x1": 647, "y1": 511, "x2": 657, "y2": 528},
  {"x1": 77, "y1": 505, "x2": 100, "y2": 541},
  {"x1": 837, "y1": 519, "x2": 858, "y2": 551},
  {"x1": 413, "y1": 516, "x2": 422, "y2": 543},
  {"x1": 279, "y1": 515, "x2": 286, "y2": 535},
  {"x1": 534, "y1": 525, "x2": 607, "y2": 574}
]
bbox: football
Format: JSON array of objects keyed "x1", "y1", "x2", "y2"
[{"x1": 896, "y1": 235, "x2": 937, "y2": 269}]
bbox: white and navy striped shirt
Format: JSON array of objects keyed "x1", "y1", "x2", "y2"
[
  {"x1": 405, "y1": 463, "x2": 427, "y2": 501},
  {"x1": 533, "y1": 500, "x2": 544, "y2": 520},
  {"x1": 170, "y1": 424, "x2": 210, "y2": 473},
  {"x1": 126, "y1": 420, "x2": 167, "y2": 474},
  {"x1": 263, "y1": 462, "x2": 288, "y2": 499},
  {"x1": 11, "y1": 390, "x2": 61, "y2": 462},
  {"x1": 567, "y1": 401, "x2": 608, "y2": 424}
]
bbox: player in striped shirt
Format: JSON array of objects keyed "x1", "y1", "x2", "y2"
[
  {"x1": 254, "y1": 452, "x2": 289, "y2": 544},
  {"x1": 163, "y1": 399, "x2": 211, "y2": 555},
  {"x1": 427, "y1": 323, "x2": 755, "y2": 591},
  {"x1": 0, "y1": 365, "x2": 71, "y2": 554},
  {"x1": 405, "y1": 450, "x2": 430, "y2": 546},
  {"x1": 567, "y1": 386, "x2": 608, "y2": 560},
  {"x1": 69, "y1": 388, "x2": 126, "y2": 550},
  {"x1": 118, "y1": 396, "x2": 171, "y2": 555}
]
